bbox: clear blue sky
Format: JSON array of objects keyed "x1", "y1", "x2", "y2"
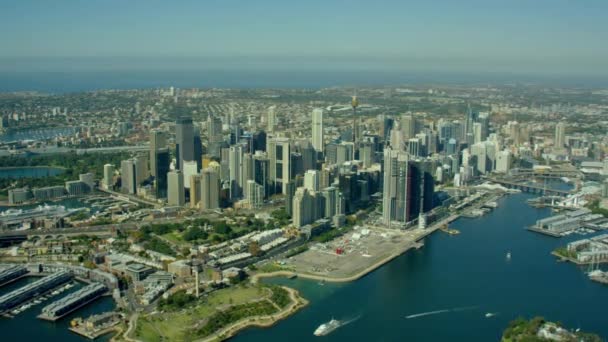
[{"x1": 1, "y1": 0, "x2": 607, "y2": 75}]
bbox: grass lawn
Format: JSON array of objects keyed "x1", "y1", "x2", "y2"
[
  {"x1": 134, "y1": 285, "x2": 268, "y2": 342},
  {"x1": 162, "y1": 231, "x2": 189, "y2": 246}
]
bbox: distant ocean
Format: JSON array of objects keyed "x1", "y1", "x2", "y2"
[{"x1": 0, "y1": 69, "x2": 606, "y2": 93}]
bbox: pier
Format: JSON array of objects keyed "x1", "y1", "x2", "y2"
[
  {"x1": 38, "y1": 283, "x2": 107, "y2": 321},
  {"x1": 0, "y1": 271, "x2": 73, "y2": 315},
  {"x1": 0, "y1": 265, "x2": 29, "y2": 287}
]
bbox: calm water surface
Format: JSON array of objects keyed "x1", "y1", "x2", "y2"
[{"x1": 233, "y1": 192, "x2": 608, "y2": 342}]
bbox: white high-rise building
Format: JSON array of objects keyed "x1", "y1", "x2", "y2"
[
  {"x1": 103, "y1": 164, "x2": 114, "y2": 190},
  {"x1": 182, "y1": 160, "x2": 199, "y2": 189},
  {"x1": 267, "y1": 106, "x2": 277, "y2": 133},
  {"x1": 473, "y1": 122, "x2": 483, "y2": 144},
  {"x1": 293, "y1": 187, "x2": 313, "y2": 228},
  {"x1": 304, "y1": 170, "x2": 320, "y2": 192},
  {"x1": 120, "y1": 159, "x2": 136, "y2": 194},
  {"x1": 471, "y1": 142, "x2": 496, "y2": 175},
  {"x1": 246, "y1": 180, "x2": 264, "y2": 208},
  {"x1": 495, "y1": 150, "x2": 512, "y2": 173},
  {"x1": 555, "y1": 122, "x2": 566, "y2": 148},
  {"x1": 167, "y1": 170, "x2": 185, "y2": 206},
  {"x1": 312, "y1": 108, "x2": 324, "y2": 154}
]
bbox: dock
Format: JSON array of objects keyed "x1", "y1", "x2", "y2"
[
  {"x1": 0, "y1": 265, "x2": 29, "y2": 288},
  {"x1": 38, "y1": 283, "x2": 107, "y2": 321},
  {"x1": 0, "y1": 271, "x2": 73, "y2": 316}
]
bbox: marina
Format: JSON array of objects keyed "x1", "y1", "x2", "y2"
[
  {"x1": 38, "y1": 283, "x2": 107, "y2": 321},
  {"x1": 0, "y1": 271, "x2": 73, "y2": 316},
  {"x1": 528, "y1": 208, "x2": 608, "y2": 237}
]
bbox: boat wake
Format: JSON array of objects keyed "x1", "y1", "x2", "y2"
[
  {"x1": 405, "y1": 306, "x2": 478, "y2": 319},
  {"x1": 344, "y1": 314, "x2": 362, "y2": 325}
]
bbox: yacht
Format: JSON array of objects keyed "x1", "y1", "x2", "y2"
[{"x1": 314, "y1": 318, "x2": 341, "y2": 336}]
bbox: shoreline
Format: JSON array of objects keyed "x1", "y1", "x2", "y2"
[
  {"x1": 196, "y1": 286, "x2": 308, "y2": 342},
  {"x1": 252, "y1": 214, "x2": 459, "y2": 284}
]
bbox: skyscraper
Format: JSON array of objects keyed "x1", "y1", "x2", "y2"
[
  {"x1": 246, "y1": 180, "x2": 264, "y2": 208},
  {"x1": 175, "y1": 116, "x2": 194, "y2": 171},
  {"x1": 183, "y1": 160, "x2": 199, "y2": 189},
  {"x1": 200, "y1": 168, "x2": 220, "y2": 210},
  {"x1": 555, "y1": 122, "x2": 566, "y2": 148},
  {"x1": 383, "y1": 146, "x2": 404, "y2": 225},
  {"x1": 229, "y1": 145, "x2": 244, "y2": 200},
  {"x1": 207, "y1": 114, "x2": 223, "y2": 158},
  {"x1": 401, "y1": 114, "x2": 417, "y2": 140},
  {"x1": 293, "y1": 187, "x2": 313, "y2": 228},
  {"x1": 121, "y1": 159, "x2": 136, "y2": 194},
  {"x1": 167, "y1": 170, "x2": 185, "y2": 206},
  {"x1": 267, "y1": 137, "x2": 291, "y2": 194},
  {"x1": 253, "y1": 151, "x2": 270, "y2": 198},
  {"x1": 154, "y1": 148, "x2": 170, "y2": 199},
  {"x1": 134, "y1": 154, "x2": 149, "y2": 185},
  {"x1": 150, "y1": 130, "x2": 166, "y2": 178},
  {"x1": 190, "y1": 174, "x2": 202, "y2": 208},
  {"x1": 267, "y1": 106, "x2": 277, "y2": 133},
  {"x1": 495, "y1": 150, "x2": 512, "y2": 173},
  {"x1": 229, "y1": 117, "x2": 242, "y2": 145},
  {"x1": 103, "y1": 164, "x2": 114, "y2": 190},
  {"x1": 382, "y1": 146, "x2": 436, "y2": 227},
  {"x1": 304, "y1": 170, "x2": 320, "y2": 192},
  {"x1": 312, "y1": 108, "x2": 324, "y2": 155}
]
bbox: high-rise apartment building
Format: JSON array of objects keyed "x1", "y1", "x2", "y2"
[
  {"x1": 267, "y1": 106, "x2": 277, "y2": 133},
  {"x1": 555, "y1": 122, "x2": 566, "y2": 148},
  {"x1": 200, "y1": 168, "x2": 220, "y2": 210},
  {"x1": 312, "y1": 108, "x2": 324, "y2": 155},
  {"x1": 120, "y1": 159, "x2": 136, "y2": 194},
  {"x1": 150, "y1": 130, "x2": 166, "y2": 178},
  {"x1": 167, "y1": 170, "x2": 185, "y2": 206}
]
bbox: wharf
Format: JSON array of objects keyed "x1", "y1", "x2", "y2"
[
  {"x1": 527, "y1": 226, "x2": 563, "y2": 237},
  {"x1": 0, "y1": 272, "x2": 73, "y2": 317},
  {"x1": 68, "y1": 311, "x2": 122, "y2": 340},
  {"x1": 38, "y1": 283, "x2": 107, "y2": 322},
  {"x1": 37, "y1": 293, "x2": 106, "y2": 321},
  {"x1": 69, "y1": 325, "x2": 120, "y2": 340}
]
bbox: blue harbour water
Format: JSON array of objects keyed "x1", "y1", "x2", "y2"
[{"x1": 233, "y1": 192, "x2": 608, "y2": 342}]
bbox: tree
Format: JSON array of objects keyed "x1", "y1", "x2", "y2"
[
  {"x1": 249, "y1": 241, "x2": 262, "y2": 256},
  {"x1": 213, "y1": 222, "x2": 232, "y2": 235}
]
